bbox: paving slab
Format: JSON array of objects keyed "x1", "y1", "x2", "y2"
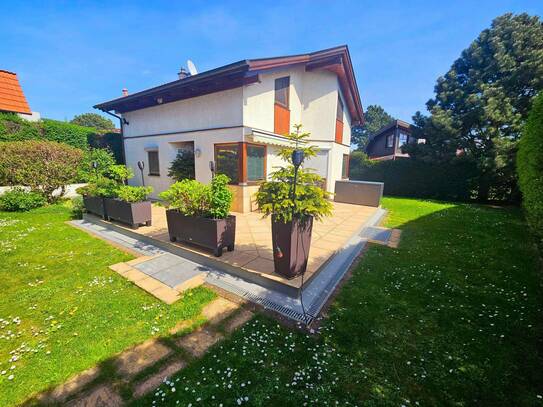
[
  {"x1": 176, "y1": 328, "x2": 223, "y2": 358},
  {"x1": 224, "y1": 309, "x2": 254, "y2": 333},
  {"x1": 362, "y1": 226, "x2": 393, "y2": 244},
  {"x1": 116, "y1": 339, "x2": 172, "y2": 377},
  {"x1": 133, "y1": 359, "x2": 186, "y2": 398},
  {"x1": 66, "y1": 384, "x2": 122, "y2": 407},
  {"x1": 39, "y1": 366, "x2": 100, "y2": 404},
  {"x1": 201, "y1": 297, "x2": 239, "y2": 325}
]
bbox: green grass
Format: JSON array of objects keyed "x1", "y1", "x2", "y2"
[
  {"x1": 0, "y1": 204, "x2": 216, "y2": 406},
  {"x1": 132, "y1": 197, "x2": 543, "y2": 406}
]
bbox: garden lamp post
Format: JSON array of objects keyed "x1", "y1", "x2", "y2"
[
  {"x1": 91, "y1": 161, "x2": 98, "y2": 178},
  {"x1": 291, "y1": 149, "x2": 304, "y2": 216},
  {"x1": 137, "y1": 161, "x2": 145, "y2": 186}
]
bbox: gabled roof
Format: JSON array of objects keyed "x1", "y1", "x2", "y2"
[
  {"x1": 366, "y1": 119, "x2": 412, "y2": 146},
  {"x1": 94, "y1": 45, "x2": 364, "y2": 124},
  {"x1": 0, "y1": 70, "x2": 32, "y2": 114}
]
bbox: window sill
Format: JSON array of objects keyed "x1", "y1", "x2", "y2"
[{"x1": 148, "y1": 173, "x2": 161, "y2": 177}]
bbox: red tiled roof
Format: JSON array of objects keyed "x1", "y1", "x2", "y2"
[{"x1": 0, "y1": 70, "x2": 32, "y2": 114}]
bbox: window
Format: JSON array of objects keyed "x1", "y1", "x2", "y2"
[
  {"x1": 274, "y1": 77, "x2": 290, "y2": 108},
  {"x1": 147, "y1": 150, "x2": 160, "y2": 175},
  {"x1": 215, "y1": 144, "x2": 239, "y2": 184},
  {"x1": 386, "y1": 134, "x2": 394, "y2": 148},
  {"x1": 398, "y1": 132, "x2": 408, "y2": 147},
  {"x1": 336, "y1": 95, "x2": 344, "y2": 122},
  {"x1": 247, "y1": 144, "x2": 266, "y2": 181},
  {"x1": 342, "y1": 154, "x2": 349, "y2": 179}
]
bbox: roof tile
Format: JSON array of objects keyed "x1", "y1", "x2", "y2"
[{"x1": 0, "y1": 70, "x2": 31, "y2": 114}]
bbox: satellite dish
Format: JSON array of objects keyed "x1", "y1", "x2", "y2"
[{"x1": 187, "y1": 60, "x2": 198, "y2": 76}]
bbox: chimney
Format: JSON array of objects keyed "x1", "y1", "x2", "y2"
[
  {"x1": 122, "y1": 88, "x2": 129, "y2": 97},
  {"x1": 177, "y1": 67, "x2": 190, "y2": 80}
]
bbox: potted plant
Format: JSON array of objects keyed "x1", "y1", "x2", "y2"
[
  {"x1": 256, "y1": 125, "x2": 332, "y2": 279},
  {"x1": 104, "y1": 185, "x2": 153, "y2": 228},
  {"x1": 159, "y1": 174, "x2": 235, "y2": 257},
  {"x1": 102, "y1": 165, "x2": 153, "y2": 228},
  {"x1": 77, "y1": 176, "x2": 118, "y2": 219}
]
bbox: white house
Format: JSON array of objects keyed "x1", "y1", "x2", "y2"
[{"x1": 95, "y1": 45, "x2": 364, "y2": 212}]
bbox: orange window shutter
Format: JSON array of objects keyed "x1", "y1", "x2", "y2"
[
  {"x1": 274, "y1": 104, "x2": 290, "y2": 135},
  {"x1": 335, "y1": 119, "x2": 344, "y2": 144}
]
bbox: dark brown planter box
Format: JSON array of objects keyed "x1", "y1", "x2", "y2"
[
  {"x1": 165, "y1": 209, "x2": 235, "y2": 257},
  {"x1": 104, "y1": 198, "x2": 152, "y2": 229},
  {"x1": 271, "y1": 215, "x2": 313, "y2": 279},
  {"x1": 83, "y1": 196, "x2": 107, "y2": 219}
]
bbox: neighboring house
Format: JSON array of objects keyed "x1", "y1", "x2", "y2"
[
  {"x1": 365, "y1": 119, "x2": 418, "y2": 160},
  {"x1": 0, "y1": 70, "x2": 40, "y2": 121},
  {"x1": 95, "y1": 45, "x2": 364, "y2": 212}
]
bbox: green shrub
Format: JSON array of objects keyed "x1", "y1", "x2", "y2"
[
  {"x1": 517, "y1": 92, "x2": 543, "y2": 247},
  {"x1": 87, "y1": 132, "x2": 123, "y2": 163},
  {"x1": 76, "y1": 176, "x2": 118, "y2": 198},
  {"x1": 107, "y1": 164, "x2": 134, "y2": 185},
  {"x1": 78, "y1": 148, "x2": 117, "y2": 182},
  {"x1": 41, "y1": 119, "x2": 96, "y2": 150},
  {"x1": 256, "y1": 124, "x2": 332, "y2": 223},
  {"x1": 0, "y1": 112, "x2": 42, "y2": 142},
  {"x1": 70, "y1": 195, "x2": 84, "y2": 219},
  {"x1": 168, "y1": 150, "x2": 195, "y2": 181},
  {"x1": 159, "y1": 174, "x2": 232, "y2": 219},
  {"x1": 0, "y1": 187, "x2": 46, "y2": 212},
  {"x1": 0, "y1": 140, "x2": 83, "y2": 202},
  {"x1": 0, "y1": 113, "x2": 99, "y2": 151},
  {"x1": 117, "y1": 185, "x2": 153, "y2": 203},
  {"x1": 349, "y1": 157, "x2": 478, "y2": 201}
]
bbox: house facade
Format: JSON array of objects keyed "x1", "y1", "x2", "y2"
[
  {"x1": 365, "y1": 119, "x2": 417, "y2": 160},
  {"x1": 95, "y1": 46, "x2": 364, "y2": 212}
]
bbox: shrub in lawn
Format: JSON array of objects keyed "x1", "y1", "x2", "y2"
[
  {"x1": 70, "y1": 195, "x2": 84, "y2": 218},
  {"x1": 517, "y1": 92, "x2": 543, "y2": 248},
  {"x1": 117, "y1": 185, "x2": 153, "y2": 203},
  {"x1": 0, "y1": 187, "x2": 46, "y2": 211},
  {"x1": 168, "y1": 149, "x2": 195, "y2": 181},
  {"x1": 0, "y1": 140, "x2": 83, "y2": 202}
]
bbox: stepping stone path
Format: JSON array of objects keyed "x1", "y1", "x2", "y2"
[
  {"x1": 36, "y1": 296, "x2": 254, "y2": 406},
  {"x1": 109, "y1": 253, "x2": 208, "y2": 304}
]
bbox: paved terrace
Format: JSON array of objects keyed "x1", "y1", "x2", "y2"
[{"x1": 113, "y1": 202, "x2": 379, "y2": 289}]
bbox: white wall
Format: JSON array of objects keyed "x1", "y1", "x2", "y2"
[
  {"x1": 124, "y1": 128, "x2": 244, "y2": 199},
  {"x1": 242, "y1": 66, "x2": 304, "y2": 133},
  {"x1": 122, "y1": 87, "x2": 243, "y2": 138}
]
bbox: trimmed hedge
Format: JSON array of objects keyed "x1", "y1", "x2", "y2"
[
  {"x1": 517, "y1": 92, "x2": 543, "y2": 248},
  {"x1": 0, "y1": 113, "x2": 123, "y2": 163},
  {"x1": 349, "y1": 156, "x2": 478, "y2": 202},
  {"x1": 41, "y1": 119, "x2": 95, "y2": 150},
  {"x1": 0, "y1": 112, "x2": 96, "y2": 150}
]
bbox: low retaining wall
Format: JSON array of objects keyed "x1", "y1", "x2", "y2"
[
  {"x1": 334, "y1": 180, "x2": 384, "y2": 207},
  {"x1": 0, "y1": 183, "x2": 86, "y2": 198}
]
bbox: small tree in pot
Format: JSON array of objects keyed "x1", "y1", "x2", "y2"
[
  {"x1": 159, "y1": 174, "x2": 235, "y2": 256},
  {"x1": 256, "y1": 125, "x2": 332, "y2": 279}
]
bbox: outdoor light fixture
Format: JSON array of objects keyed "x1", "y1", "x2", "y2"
[
  {"x1": 137, "y1": 160, "x2": 145, "y2": 186},
  {"x1": 194, "y1": 148, "x2": 202, "y2": 158},
  {"x1": 91, "y1": 161, "x2": 98, "y2": 169},
  {"x1": 209, "y1": 160, "x2": 215, "y2": 178},
  {"x1": 291, "y1": 149, "x2": 304, "y2": 168},
  {"x1": 156, "y1": 97, "x2": 163, "y2": 104}
]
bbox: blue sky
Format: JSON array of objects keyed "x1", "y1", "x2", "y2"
[{"x1": 1, "y1": 1, "x2": 541, "y2": 123}]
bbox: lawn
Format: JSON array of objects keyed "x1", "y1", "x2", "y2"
[
  {"x1": 0, "y1": 203, "x2": 216, "y2": 406},
  {"x1": 133, "y1": 197, "x2": 543, "y2": 406}
]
